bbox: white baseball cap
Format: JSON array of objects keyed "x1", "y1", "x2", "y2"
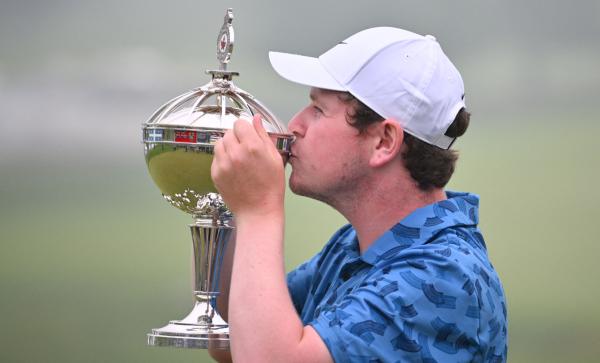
[{"x1": 269, "y1": 27, "x2": 466, "y2": 149}]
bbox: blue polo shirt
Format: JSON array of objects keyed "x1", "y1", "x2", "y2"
[{"x1": 287, "y1": 191, "x2": 507, "y2": 362}]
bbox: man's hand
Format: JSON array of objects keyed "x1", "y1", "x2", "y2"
[
  {"x1": 211, "y1": 115, "x2": 332, "y2": 363},
  {"x1": 211, "y1": 114, "x2": 285, "y2": 218}
]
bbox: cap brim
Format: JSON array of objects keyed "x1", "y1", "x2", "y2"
[{"x1": 269, "y1": 51, "x2": 346, "y2": 91}]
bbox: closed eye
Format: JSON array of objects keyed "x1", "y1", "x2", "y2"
[{"x1": 312, "y1": 105, "x2": 324, "y2": 116}]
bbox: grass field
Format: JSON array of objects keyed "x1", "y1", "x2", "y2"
[{"x1": 1, "y1": 117, "x2": 599, "y2": 362}]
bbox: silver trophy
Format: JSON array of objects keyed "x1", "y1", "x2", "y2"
[{"x1": 142, "y1": 8, "x2": 293, "y2": 350}]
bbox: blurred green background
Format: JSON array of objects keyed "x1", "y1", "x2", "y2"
[{"x1": 1, "y1": 1, "x2": 599, "y2": 362}]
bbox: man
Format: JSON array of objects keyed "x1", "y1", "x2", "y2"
[{"x1": 211, "y1": 27, "x2": 507, "y2": 362}]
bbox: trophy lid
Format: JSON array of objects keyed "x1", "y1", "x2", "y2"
[
  {"x1": 143, "y1": 8, "x2": 289, "y2": 137},
  {"x1": 142, "y1": 9, "x2": 292, "y2": 216}
]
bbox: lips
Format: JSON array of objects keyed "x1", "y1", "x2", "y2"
[
  {"x1": 289, "y1": 138, "x2": 297, "y2": 158},
  {"x1": 287, "y1": 148, "x2": 298, "y2": 167}
]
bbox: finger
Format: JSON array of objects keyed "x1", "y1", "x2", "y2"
[
  {"x1": 221, "y1": 128, "x2": 238, "y2": 153},
  {"x1": 253, "y1": 114, "x2": 271, "y2": 143},
  {"x1": 215, "y1": 133, "x2": 227, "y2": 156},
  {"x1": 234, "y1": 118, "x2": 268, "y2": 158},
  {"x1": 232, "y1": 118, "x2": 256, "y2": 144},
  {"x1": 253, "y1": 114, "x2": 282, "y2": 160},
  {"x1": 211, "y1": 139, "x2": 226, "y2": 177}
]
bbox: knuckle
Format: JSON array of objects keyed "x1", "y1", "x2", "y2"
[
  {"x1": 234, "y1": 119, "x2": 248, "y2": 132},
  {"x1": 229, "y1": 151, "x2": 242, "y2": 165}
]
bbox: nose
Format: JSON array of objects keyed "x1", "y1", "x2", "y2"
[{"x1": 288, "y1": 107, "x2": 307, "y2": 137}]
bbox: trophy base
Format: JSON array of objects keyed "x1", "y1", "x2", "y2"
[
  {"x1": 147, "y1": 322, "x2": 229, "y2": 350},
  {"x1": 147, "y1": 300, "x2": 229, "y2": 350}
]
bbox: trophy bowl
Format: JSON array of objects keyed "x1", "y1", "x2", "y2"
[
  {"x1": 143, "y1": 84, "x2": 292, "y2": 216},
  {"x1": 142, "y1": 8, "x2": 293, "y2": 350}
]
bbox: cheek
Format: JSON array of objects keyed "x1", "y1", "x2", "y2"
[
  {"x1": 306, "y1": 144, "x2": 348, "y2": 178},
  {"x1": 301, "y1": 121, "x2": 359, "y2": 167}
]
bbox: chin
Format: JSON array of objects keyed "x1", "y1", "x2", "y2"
[
  {"x1": 289, "y1": 174, "x2": 311, "y2": 197},
  {"x1": 288, "y1": 176, "x2": 304, "y2": 196},
  {"x1": 289, "y1": 178, "x2": 331, "y2": 206}
]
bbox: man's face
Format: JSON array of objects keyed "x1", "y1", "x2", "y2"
[{"x1": 287, "y1": 88, "x2": 371, "y2": 204}]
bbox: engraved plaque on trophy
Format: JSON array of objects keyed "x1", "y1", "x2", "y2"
[{"x1": 142, "y1": 8, "x2": 293, "y2": 350}]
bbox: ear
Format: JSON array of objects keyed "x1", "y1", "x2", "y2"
[{"x1": 368, "y1": 119, "x2": 404, "y2": 168}]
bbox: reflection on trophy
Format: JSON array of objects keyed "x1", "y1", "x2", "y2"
[{"x1": 142, "y1": 8, "x2": 293, "y2": 350}]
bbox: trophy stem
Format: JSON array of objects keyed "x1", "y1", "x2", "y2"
[
  {"x1": 190, "y1": 217, "x2": 233, "y2": 324},
  {"x1": 190, "y1": 218, "x2": 233, "y2": 300},
  {"x1": 147, "y1": 215, "x2": 234, "y2": 350}
]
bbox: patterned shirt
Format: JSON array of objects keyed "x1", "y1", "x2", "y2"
[{"x1": 287, "y1": 191, "x2": 507, "y2": 363}]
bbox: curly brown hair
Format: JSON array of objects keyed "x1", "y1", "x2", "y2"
[{"x1": 337, "y1": 92, "x2": 470, "y2": 191}]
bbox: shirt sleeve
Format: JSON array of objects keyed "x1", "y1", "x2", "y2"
[
  {"x1": 308, "y1": 246, "x2": 489, "y2": 363},
  {"x1": 287, "y1": 224, "x2": 354, "y2": 316},
  {"x1": 286, "y1": 253, "x2": 320, "y2": 315}
]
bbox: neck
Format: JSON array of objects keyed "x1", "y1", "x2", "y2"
[{"x1": 332, "y1": 172, "x2": 446, "y2": 254}]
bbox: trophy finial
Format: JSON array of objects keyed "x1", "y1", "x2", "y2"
[{"x1": 216, "y1": 8, "x2": 234, "y2": 70}]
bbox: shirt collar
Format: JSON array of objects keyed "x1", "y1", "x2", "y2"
[{"x1": 361, "y1": 191, "x2": 480, "y2": 265}]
